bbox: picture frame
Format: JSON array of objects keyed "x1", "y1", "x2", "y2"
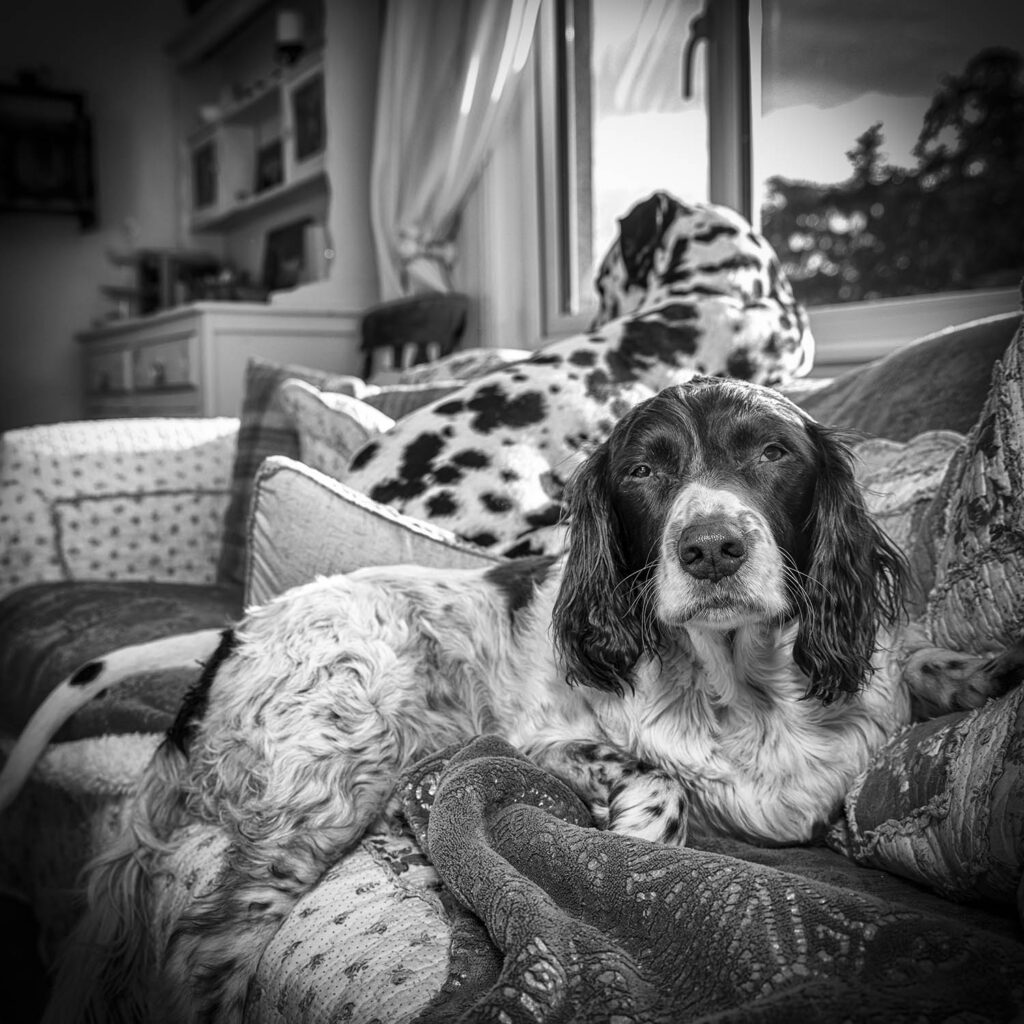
[
  {"x1": 254, "y1": 138, "x2": 284, "y2": 193},
  {"x1": 0, "y1": 81, "x2": 96, "y2": 227},
  {"x1": 262, "y1": 217, "x2": 312, "y2": 291},
  {"x1": 291, "y1": 73, "x2": 325, "y2": 162},
  {"x1": 191, "y1": 139, "x2": 217, "y2": 209}
]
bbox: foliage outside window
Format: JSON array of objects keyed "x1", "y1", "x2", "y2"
[{"x1": 761, "y1": 47, "x2": 1024, "y2": 307}]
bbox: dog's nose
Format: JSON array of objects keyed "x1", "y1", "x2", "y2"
[{"x1": 677, "y1": 519, "x2": 747, "y2": 580}]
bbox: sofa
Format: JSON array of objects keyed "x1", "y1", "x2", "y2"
[{"x1": 2, "y1": 300, "x2": 1024, "y2": 1021}]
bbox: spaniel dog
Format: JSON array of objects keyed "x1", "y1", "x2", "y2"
[{"x1": 6, "y1": 379, "x2": 1018, "y2": 1024}]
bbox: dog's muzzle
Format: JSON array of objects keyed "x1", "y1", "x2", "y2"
[{"x1": 677, "y1": 517, "x2": 748, "y2": 581}]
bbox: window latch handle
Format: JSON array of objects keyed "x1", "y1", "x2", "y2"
[{"x1": 682, "y1": 10, "x2": 710, "y2": 99}]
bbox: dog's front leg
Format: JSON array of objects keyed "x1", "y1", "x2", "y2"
[
  {"x1": 524, "y1": 739, "x2": 691, "y2": 845},
  {"x1": 524, "y1": 738, "x2": 639, "y2": 828}
]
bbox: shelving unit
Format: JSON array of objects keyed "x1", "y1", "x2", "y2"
[{"x1": 186, "y1": 48, "x2": 326, "y2": 233}]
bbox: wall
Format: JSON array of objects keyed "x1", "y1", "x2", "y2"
[{"x1": 0, "y1": 0, "x2": 184, "y2": 431}]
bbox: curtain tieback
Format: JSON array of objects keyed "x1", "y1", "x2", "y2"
[{"x1": 398, "y1": 229, "x2": 457, "y2": 293}]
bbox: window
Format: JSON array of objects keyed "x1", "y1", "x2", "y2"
[
  {"x1": 759, "y1": 1, "x2": 1024, "y2": 308},
  {"x1": 538, "y1": 0, "x2": 1023, "y2": 365},
  {"x1": 537, "y1": 0, "x2": 708, "y2": 333}
]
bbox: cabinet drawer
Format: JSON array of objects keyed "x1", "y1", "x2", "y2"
[
  {"x1": 85, "y1": 348, "x2": 130, "y2": 394},
  {"x1": 132, "y1": 335, "x2": 197, "y2": 390}
]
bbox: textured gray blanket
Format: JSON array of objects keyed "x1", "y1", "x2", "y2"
[{"x1": 400, "y1": 736, "x2": 1024, "y2": 1024}]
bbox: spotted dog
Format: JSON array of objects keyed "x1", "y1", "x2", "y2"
[{"x1": 345, "y1": 192, "x2": 816, "y2": 556}]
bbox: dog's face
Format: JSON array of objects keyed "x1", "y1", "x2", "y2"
[
  {"x1": 603, "y1": 380, "x2": 818, "y2": 632},
  {"x1": 553, "y1": 378, "x2": 906, "y2": 701}
]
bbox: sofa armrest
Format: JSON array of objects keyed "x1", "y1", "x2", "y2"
[
  {"x1": 245, "y1": 456, "x2": 503, "y2": 606},
  {"x1": 0, "y1": 417, "x2": 239, "y2": 598}
]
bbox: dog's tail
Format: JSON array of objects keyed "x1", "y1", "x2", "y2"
[
  {"x1": 42, "y1": 738, "x2": 194, "y2": 1023},
  {"x1": 0, "y1": 628, "x2": 224, "y2": 814}
]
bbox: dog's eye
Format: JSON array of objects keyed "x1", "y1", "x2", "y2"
[
  {"x1": 760, "y1": 443, "x2": 787, "y2": 463},
  {"x1": 628, "y1": 464, "x2": 653, "y2": 478}
]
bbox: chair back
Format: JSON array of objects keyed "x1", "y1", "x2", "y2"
[{"x1": 360, "y1": 293, "x2": 470, "y2": 380}]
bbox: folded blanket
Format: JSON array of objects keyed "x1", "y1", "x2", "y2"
[{"x1": 400, "y1": 736, "x2": 1024, "y2": 1024}]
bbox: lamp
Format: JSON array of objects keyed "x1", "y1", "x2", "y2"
[{"x1": 275, "y1": 9, "x2": 305, "y2": 66}]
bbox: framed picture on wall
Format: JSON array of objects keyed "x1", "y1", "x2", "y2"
[
  {"x1": 0, "y1": 80, "x2": 96, "y2": 227},
  {"x1": 254, "y1": 138, "x2": 283, "y2": 193},
  {"x1": 191, "y1": 139, "x2": 217, "y2": 209},
  {"x1": 291, "y1": 73, "x2": 324, "y2": 162},
  {"x1": 262, "y1": 217, "x2": 313, "y2": 291}
]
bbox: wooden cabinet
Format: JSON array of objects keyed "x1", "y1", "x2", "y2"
[{"x1": 79, "y1": 303, "x2": 360, "y2": 418}]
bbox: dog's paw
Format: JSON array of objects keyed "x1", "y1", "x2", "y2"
[
  {"x1": 905, "y1": 640, "x2": 1024, "y2": 717},
  {"x1": 607, "y1": 769, "x2": 689, "y2": 846}
]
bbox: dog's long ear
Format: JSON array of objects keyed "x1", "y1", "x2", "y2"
[
  {"x1": 793, "y1": 423, "x2": 907, "y2": 702},
  {"x1": 552, "y1": 447, "x2": 654, "y2": 695},
  {"x1": 617, "y1": 191, "x2": 677, "y2": 287}
]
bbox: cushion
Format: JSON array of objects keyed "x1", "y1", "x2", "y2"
[
  {"x1": 245, "y1": 457, "x2": 502, "y2": 606},
  {"x1": 217, "y1": 360, "x2": 467, "y2": 588},
  {"x1": 0, "y1": 580, "x2": 241, "y2": 739},
  {"x1": 249, "y1": 834, "x2": 450, "y2": 1021},
  {"x1": 216, "y1": 358, "x2": 361, "y2": 588},
  {"x1": 851, "y1": 431, "x2": 965, "y2": 614},
  {"x1": 0, "y1": 417, "x2": 237, "y2": 599},
  {"x1": 915, "y1": 308, "x2": 1024, "y2": 653},
  {"x1": 278, "y1": 379, "x2": 396, "y2": 481},
  {"x1": 786, "y1": 311, "x2": 1020, "y2": 440},
  {"x1": 826, "y1": 307, "x2": 1024, "y2": 913},
  {"x1": 828, "y1": 686, "x2": 1024, "y2": 918}
]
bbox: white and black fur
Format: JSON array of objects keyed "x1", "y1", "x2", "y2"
[{"x1": 7, "y1": 378, "x2": 1020, "y2": 1023}]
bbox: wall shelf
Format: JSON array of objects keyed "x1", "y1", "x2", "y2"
[
  {"x1": 191, "y1": 162, "x2": 325, "y2": 232},
  {"x1": 185, "y1": 50, "x2": 325, "y2": 234}
]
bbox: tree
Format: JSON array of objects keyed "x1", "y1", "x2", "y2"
[{"x1": 761, "y1": 47, "x2": 1024, "y2": 305}]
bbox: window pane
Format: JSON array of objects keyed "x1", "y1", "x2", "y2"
[
  {"x1": 589, "y1": 0, "x2": 708, "y2": 261},
  {"x1": 759, "y1": 1, "x2": 1024, "y2": 306},
  {"x1": 545, "y1": 0, "x2": 707, "y2": 326}
]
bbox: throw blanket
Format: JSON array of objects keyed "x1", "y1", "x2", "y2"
[{"x1": 400, "y1": 736, "x2": 1024, "y2": 1024}]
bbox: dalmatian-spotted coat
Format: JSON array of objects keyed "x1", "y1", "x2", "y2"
[{"x1": 344, "y1": 191, "x2": 815, "y2": 555}]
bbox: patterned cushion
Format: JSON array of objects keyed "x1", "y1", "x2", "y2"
[
  {"x1": 827, "y1": 307, "x2": 1024, "y2": 910},
  {"x1": 0, "y1": 580, "x2": 241, "y2": 739},
  {"x1": 144, "y1": 828, "x2": 448, "y2": 1023},
  {"x1": 829, "y1": 685, "x2": 1024, "y2": 915},
  {"x1": 917, "y1": 308, "x2": 1024, "y2": 652},
  {"x1": 216, "y1": 359, "x2": 360, "y2": 588},
  {"x1": 278, "y1": 380, "x2": 397, "y2": 482},
  {"x1": 0, "y1": 417, "x2": 237, "y2": 599},
  {"x1": 277, "y1": 380, "x2": 466, "y2": 483}
]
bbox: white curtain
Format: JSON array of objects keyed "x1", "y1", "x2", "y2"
[{"x1": 371, "y1": 0, "x2": 540, "y2": 298}]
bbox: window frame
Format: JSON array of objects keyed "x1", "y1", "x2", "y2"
[{"x1": 535, "y1": 0, "x2": 1021, "y2": 365}]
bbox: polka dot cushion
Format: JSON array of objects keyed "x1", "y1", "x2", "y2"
[{"x1": 0, "y1": 417, "x2": 238, "y2": 598}]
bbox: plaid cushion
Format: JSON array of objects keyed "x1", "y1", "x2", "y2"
[{"x1": 216, "y1": 358, "x2": 361, "y2": 586}]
